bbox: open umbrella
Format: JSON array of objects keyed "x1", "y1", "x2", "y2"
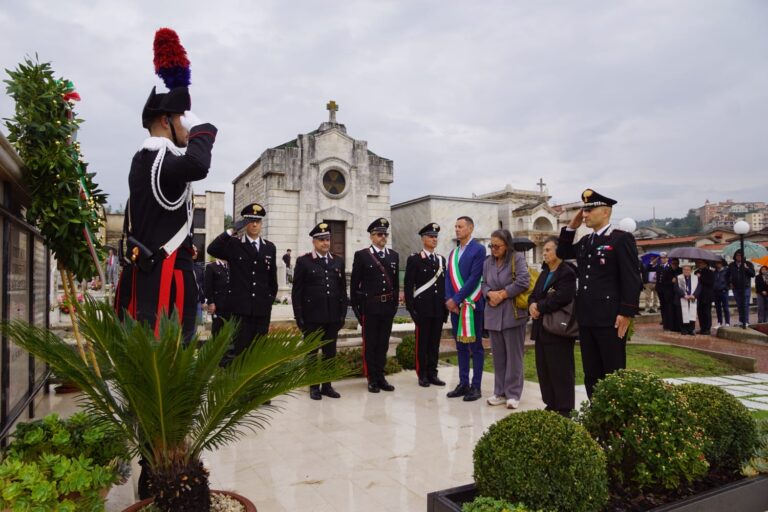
[
  {"x1": 751, "y1": 255, "x2": 768, "y2": 267},
  {"x1": 512, "y1": 237, "x2": 536, "y2": 252},
  {"x1": 668, "y1": 247, "x2": 723, "y2": 263},
  {"x1": 640, "y1": 252, "x2": 661, "y2": 265},
  {"x1": 721, "y1": 241, "x2": 768, "y2": 261}
]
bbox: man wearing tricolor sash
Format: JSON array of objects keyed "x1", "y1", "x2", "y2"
[{"x1": 445, "y1": 216, "x2": 486, "y2": 402}]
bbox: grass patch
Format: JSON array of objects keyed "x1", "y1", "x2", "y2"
[
  {"x1": 752, "y1": 410, "x2": 768, "y2": 422},
  {"x1": 442, "y1": 344, "x2": 746, "y2": 386}
]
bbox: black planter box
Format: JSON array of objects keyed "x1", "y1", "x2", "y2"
[{"x1": 428, "y1": 475, "x2": 768, "y2": 512}]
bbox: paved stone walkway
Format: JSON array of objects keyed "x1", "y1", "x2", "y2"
[{"x1": 663, "y1": 373, "x2": 768, "y2": 411}]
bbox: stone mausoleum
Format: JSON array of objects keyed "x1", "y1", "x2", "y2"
[{"x1": 232, "y1": 102, "x2": 393, "y2": 272}]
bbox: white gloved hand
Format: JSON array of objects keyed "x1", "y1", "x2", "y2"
[{"x1": 180, "y1": 111, "x2": 203, "y2": 131}]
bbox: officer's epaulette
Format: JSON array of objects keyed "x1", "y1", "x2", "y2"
[{"x1": 410, "y1": 252, "x2": 418, "y2": 257}]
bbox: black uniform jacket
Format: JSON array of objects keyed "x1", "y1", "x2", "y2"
[
  {"x1": 207, "y1": 233, "x2": 278, "y2": 317},
  {"x1": 291, "y1": 252, "x2": 348, "y2": 325},
  {"x1": 528, "y1": 262, "x2": 577, "y2": 342},
  {"x1": 204, "y1": 261, "x2": 230, "y2": 313},
  {"x1": 557, "y1": 225, "x2": 641, "y2": 327},
  {"x1": 126, "y1": 124, "x2": 217, "y2": 271},
  {"x1": 350, "y1": 246, "x2": 400, "y2": 316},
  {"x1": 694, "y1": 267, "x2": 715, "y2": 303},
  {"x1": 404, "y1": 250, "x2": 448, "y2": 320}
]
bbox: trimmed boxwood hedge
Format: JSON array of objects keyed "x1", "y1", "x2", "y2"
[
  {"x1": 676, "y1": 383, "x2": 758, "y2": 471},
  {"x1": 473, "y1": 410, "x2": 608, "y2": 512}
]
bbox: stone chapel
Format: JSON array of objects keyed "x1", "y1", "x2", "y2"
[{"x1": 232, "y1": 102, "x2": 394, "y2": 271}]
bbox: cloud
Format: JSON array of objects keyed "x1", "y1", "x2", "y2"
[{"x1": 1, "y1": 0, "x2": 766, "y2": 223}]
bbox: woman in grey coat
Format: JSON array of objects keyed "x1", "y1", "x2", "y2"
[{"x1": 481, "y1": 229, "x2": 530, "y2": 409}]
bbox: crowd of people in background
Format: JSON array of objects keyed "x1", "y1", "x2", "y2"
[{"x1": 640, "y1": 248, "x2": 763, "y2": 333}]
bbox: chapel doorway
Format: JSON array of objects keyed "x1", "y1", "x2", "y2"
[{"x1": 327, "y1": 220, "x2": 346, "y2": 269}]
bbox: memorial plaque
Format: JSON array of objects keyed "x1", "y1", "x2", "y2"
[
  {"x1": 7, "y1": 226, "x2": 30, "y2": 412},
  {"x1": 32, "y1": 237, "x2": 47, "y2": 383}
]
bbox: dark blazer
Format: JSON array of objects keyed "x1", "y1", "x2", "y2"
[
  {"x1": 756, "y1": 273, "x2": 768, "y2": 296},
  {"x1": 350, "y1": 246, "x2": 400, "y2": 316},
  {"x1": 207, "y1": 233, "x2": 278, "y2": 317},
  {"x1": 204, "y1": 261, "x2": 230, "y2": 313},
  {"x1": 558, "y1": 225, "x2": 641, "y2": 327},
  {"x1": 291, "y1": 252, "x2": 348, "y2": 326},
  {"x1": 444, "y1": 239, "x2": 486, "y2": 312},
  {"x1": 728, "y1": 261, "x2": 756, "y2": 290},
  {"x1": 529, "y1": 262, "x2": 577, "y2": 342},
  {"x1": 694, "y1": 266, "x2": 715, "y2": 302},
  {"x1": 404, "y1": 250, "x2": 448, "y2": 320}
]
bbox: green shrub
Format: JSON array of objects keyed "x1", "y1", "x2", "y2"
[
  {"x1": 473, "y1": 410, "x2": 608, "y2": 512},
  {"x1": 336, "y1": 348, "x2": 402, "y2": 377},
  {"x1": 8, "y1": 413, "x2": 129, "y2": 469},
  {"x1": 676, "y1": 383, "x2": 758, "y2": 471},
  {"x1": 742, "y1": 419, "x2": 768, "y2": 476},
  {"x1": 393, "y1": 316, "x2": 413, "y2": 324},
  {"x1": 0, "y1": 412, "x2": 130, "y2": 511},
  {"x1": 462, "y1": 496, "x2": 540, "y2": 512},
  {"x1": 577, "y1": 369, "x2": 708, "y2": 492},
  {"x1": 396, "y1": 334, "x2": 416, "y2": 370},
  {"x1": 385, "y1": 355, "x2": 403, "y2": 375},
  {"x1": 336, "y1": 348, "x2": 364, "y2": 376}
]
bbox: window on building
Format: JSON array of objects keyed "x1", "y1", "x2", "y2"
[{"x1": 193, "y1": 208, "x2": 206, "y2": 229}]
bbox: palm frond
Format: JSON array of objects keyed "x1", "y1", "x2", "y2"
[{"x1": 3, "y1": 298, "x2": 350, "y2": 477}]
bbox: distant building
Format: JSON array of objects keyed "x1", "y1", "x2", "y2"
[
  {"x1": 697, "y1": 199, "x2": 767, "y2": 231},
  {"x1": 392, "y1": 183, "x2": 585, "y2": 265}
]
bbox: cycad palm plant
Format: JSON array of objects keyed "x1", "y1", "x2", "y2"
[{"x1": 5, "y1": 298, "x2": 348, "y2": 511}]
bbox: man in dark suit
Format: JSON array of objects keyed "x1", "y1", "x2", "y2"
[
  {"x1": 557, "y1": 189, "x2": 641, "y2": 399},
  {"x1": 204, "y1": 258, "x2": 230, "y2": 338},
  {"x1": 350, "y1": 218, "x2": 399, "y2": 393},
  {"x1": 445, "y1": 216, "x2": 486, "y2": 402},
  {"x1": 404, "y1": 223, "x2": 448, "y2": 387},
  {"x1": 292, "y1": 222, "x2": 348, "y2": 400},
  {"x1": 694, "y1": 259, "x2": 715, "y2": 335},
  {"x1": 207, "y1": 202, "x2": 278, "y2": 365}
]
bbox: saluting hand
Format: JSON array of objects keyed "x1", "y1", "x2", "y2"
[
  {"x1": 568, "y1": 209, "x2": 584, "y2": 230},
  {"x1": 615, "y1": 315, "x2": 630, "y2": 338}
]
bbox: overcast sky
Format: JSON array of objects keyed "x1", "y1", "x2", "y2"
[{"x1": 2, "y1": 0, "x2": 767, "y2": 222}]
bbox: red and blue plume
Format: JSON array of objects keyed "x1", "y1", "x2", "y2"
[{"x1": 153, "y1": 28, "x2": 191, "y2": 89}]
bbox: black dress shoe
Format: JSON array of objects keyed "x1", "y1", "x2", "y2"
[
  {"x1": 309, "y1": 388, "x2": 322, "y2": 400},
  {"x1": 429, "y1": 376, "x2": 446, "y2": 386},
  {"x1": 368, "y1": 382, "x2": 380, "y2": 393},
  {"x1": 379, "y1": 379, "x2": 395, "y2": 392},
  {"x1": 463, "y1": 387, "x2": 482, "y2": 402},
  {"x1": 418, "y1": 378, "x2": 431, "y2": 387},
  {"x1": 321, "y1": 385, "x2": 341, "y2": 398},
  {"x1": 447, "y1": 384, "x2": 470, "y2": 398}
]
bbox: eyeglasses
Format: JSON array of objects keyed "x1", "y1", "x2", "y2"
[{"x1": 488, "y1": 244, "x2": 505, "y2": 250}]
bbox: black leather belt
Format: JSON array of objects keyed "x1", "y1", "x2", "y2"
[{"x1": 369, "y1": 292, "x2": 394, "y2": 303}]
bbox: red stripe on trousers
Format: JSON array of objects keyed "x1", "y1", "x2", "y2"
[{"x1": 154, "y1": 249, "x2": 179, "y2": 336}]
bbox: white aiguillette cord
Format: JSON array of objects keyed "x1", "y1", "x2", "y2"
[{"x1": 140, "y1": 137, "x2": 193, "y2": 254}]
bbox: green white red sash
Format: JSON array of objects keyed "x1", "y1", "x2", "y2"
[{"x1": 448, "y1": 247, "x2": 482, "y2": 343}]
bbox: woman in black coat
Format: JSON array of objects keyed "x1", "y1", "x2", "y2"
[{"x1": 528, "y1": 236, "x2": 578, "y2": 417}]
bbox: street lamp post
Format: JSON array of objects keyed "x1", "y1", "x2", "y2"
[{"x1": 733, "y1": 220, "x2": 751, "y2": 329}]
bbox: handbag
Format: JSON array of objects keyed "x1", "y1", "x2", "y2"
[
  {"x1": 511, "y1": 255, "x2": 538, "y2": 311},
  {"x1": 542, "y1": 297, "x2": 579, "y2": 338}
]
